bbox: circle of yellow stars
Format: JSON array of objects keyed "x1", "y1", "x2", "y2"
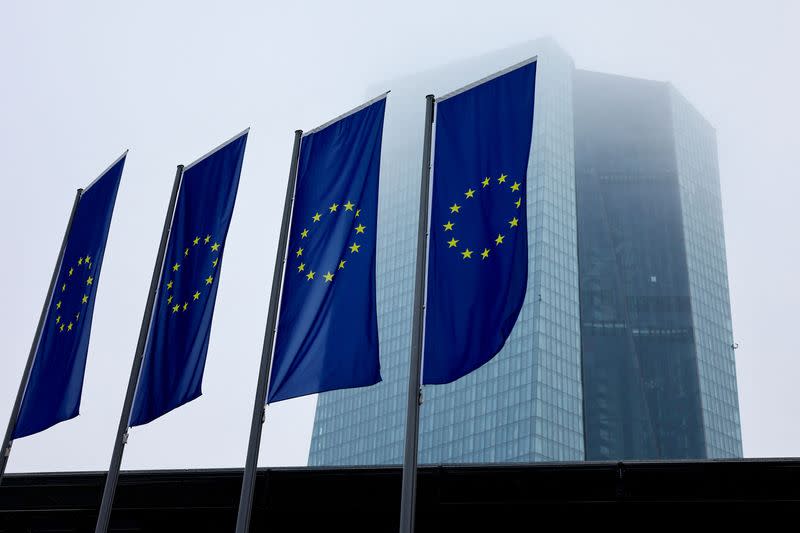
[
  {"x1": 164, "y1": 233, "x2": 222, "y2": 316},
  {"x1": 295, "y1": 199, "x2": 364, "y2": 284},
  {"x1": 443, "y1": 173, "x2": 523, "y2": 261},
  {"x1": 54, "y1": 253, "x2": 94, "y2": 334}
]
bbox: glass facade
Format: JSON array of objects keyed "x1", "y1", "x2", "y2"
[
  {"x1": 574, "y1": 71, "x2": 706, "y2": 460},
  {"x1": 419, "y1": 42, "x2": 583, "y2": 464},
  {"x1": 309, "y1": 39, "x2": 584, "y2": 466},
  {"x1": 308, "y1": 44, "x2": 742, "y2": 466},
  {"x1": 670, "y1": 88, "x2": 743, "y2": 458}
]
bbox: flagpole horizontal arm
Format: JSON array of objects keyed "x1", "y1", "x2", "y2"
[{"x1": 302, "y1": 92, "x2": 390, "y2": 137}]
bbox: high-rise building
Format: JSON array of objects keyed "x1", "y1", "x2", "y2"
[
  {"x1": 307, "y1": 39, "x2": 742, "y2": 465},
  {"x1": 574, "y1": 70, "x2": 742, "y2": 459}
]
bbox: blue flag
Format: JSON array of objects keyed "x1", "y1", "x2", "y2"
[
  {"x1": 423, "y1": 61, "x2": 537, "y2": 385},
  {"x1": 267, "y1": 97, "x2": 386, "y2": 403},
  {"x1": 13, "y1": 154, "x2": 125, "y2": 438},
  {"x1": 130, "y1": 131, "x2": 247, "y2": 426}
]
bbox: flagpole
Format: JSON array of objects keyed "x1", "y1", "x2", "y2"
[
  {"x1": 94, "y1": 165, "x2": 185, "y2": 533},
  {"x1": 234, "y1": 129, "x2": 302, "y2": 533},
  {"x1": 0, "y1": 189, "x2": 82, "y2": 484},
  {"x1": 399, "y1": 94, "x2": 435, "y2": 533}
]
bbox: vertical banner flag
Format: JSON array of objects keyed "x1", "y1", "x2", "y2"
[
  {"x1": 130, "y1": 131, "x2": 247, "y2": 426},
  {"x1": 267, "y1": 96, "x2": 386, "y2": 402},
  {"x1": 423, "y1": 60, "x2": 537, "y2": 384},
  {"x1": 13, "y1": 154, "x2": 126, "y2": 438}
]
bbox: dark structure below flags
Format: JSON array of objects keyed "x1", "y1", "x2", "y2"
[{"x1": 1, "y1": 460, "x2": 799, "y2": 531}]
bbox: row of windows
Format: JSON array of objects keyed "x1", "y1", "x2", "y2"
[
  {"x1": 311, "y1": 50, "x2": 587, "y2": 466},
  {"x1": 671, "y1": 88, "x2": 742, "y2": 458},
  {"x1": 415, "y1": 54, "x2": 584, "y2": 464}
]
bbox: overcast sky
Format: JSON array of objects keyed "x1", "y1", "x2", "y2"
[{"x1": 1, "y1": 0, "x2": 798, "y2": 473}]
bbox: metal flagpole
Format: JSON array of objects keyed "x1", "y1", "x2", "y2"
[
  {"x1": 94, "y1": 165, "x2": 185, "y2": 533},
  {"x1": 0, "y1": 189, "x2": 83, "y2": 484},
  {"x1": 399, "y1": 94, "x2": 435, "y2": 533},
  {"x1": 234, "y1": 130, "x2": 303, "y2": 533}
]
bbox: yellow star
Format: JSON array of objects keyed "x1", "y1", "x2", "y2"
[
  {"x1": 172, "y1": 304, "x2": 180, "y2": 313},
  {"x1": 172, "y1": 263, "x2": 180, "y2": 272},
  {"x1": 329, "y1": 203, "x2": 339, "y2": 213},
  {"x1": 59, "y1": 324, "x2": 64, "y2": 332},
  {"x1": 205, "y1": 275, "x2": 213, "y2": 285},
  {"x1": 515, "y1": 197, "x2": 521, "y2": 208},
  {"x1": 498, "y1": 174, "x2": 507, "y2": 184},
  {"x1": 495, "y1": 234, "x2": 505, "y2": 245},
  {"x1": 212, "y1": 258, "x2": 219, "y2": 268},
  {"x1": 296, "y1": 248, "x2": 303, "y2": 257},
  {"x1": 211, "y1": 242, "x2": 220, "y2": 252},
  {"x1": 167, "y1": 295, "x2": 173, "y2": 304},
  {"x1": 355, "y1": 224, "x2": 366, "y2": 234},
  {"x1": 204, "y1": 234, "x2": 211, "y2": 244},
  {"x1": 306, "y1": 270, "x2": 315, "y2": 281},
  {"x1": 85, "y1": 255, "x2": 91, "y2": 263},
  {"x1": 67, "y1": 322, "x2": 73, "y2": 331},
  {"x1": 82, "y1": 295, "x2": 88, "y2": 304},
  {"x1": 86, "y1": 276, "x2": 94, "y2": 285},
  {"x1": 56, "y1": 316, "x2": 61, "y2": 323},
  {"x1": 443, "y1": 221, "x2": 454, "y2": 231},
  {"x1": 510, "y1": 181, "x2": 521, "y2": 192},
  {"x1": 338, "y1": 260, "x2": 346, "y2": 270},
  {"x1": 465, "y1": 188, "x2": 475, "y2": 199},
  {"x1": 450, "y1": 203, "x2": 461, "y2": 213},
  {"x1": 447, "y1": 237, "x2": 459, "y2": 248},
  {"x1": 167, "y1": 280, "x2": 173, "y2": 290},
  {"x1": 184, "y1": 248, "x2": 189, "y2": 257},
  {"x1": 349, "y1": 243, "x2": 361, "y2": 253},
  {"x1": 75, "y1": 312, "x2": 80, "y2": 321},
  {"x1": 344, "y1": 201, "x2": 355, "y2": 211},
  {"x1": 482, "y1": 177, "x2": 491, "y2": 188},
  {"x1": 481, "y1": 248, "x2": 490, "y2": 259},
  {"x1": 461, "y1": 248, "x2": 473, "y2": 259},
  {"x1": 301, "y1": 228, "x2": 309, "y2": 239},
  {"x1": 68, "y1": 268, "x2": 73, "y2": 276},
  {"x1": 61, "y1": 283, "x2": 66, "y2": 292},
  {"x1": 509, "y1": 217, "x2": 519, "y2": 228},
  {"x1": 323, "y1": 272, "x2": 334, "y2": 283},
  {"x1": 193, "y1": 236, "x2": 200, "y2": 245},
  {"x1": 56, "y1": 300, "x2": 62, "y2": 309},
  {"x1": 297, "y1": 263, "x2": 305, "y2": 272},
  {"x1": 193, "y1": 291, "x2": 200, "y2": 300},
  {"x1": 312, "y1": 212, "x2": 322, "y2": 223},
  {"x1": 355, "y1": 209, "x2": 361, "y2": 218},
  {"x1": 182, "y1": 302, "x2": 188, "y2": 311},
  {"x1": 78, "y1": 258, "x2": 83, "y2": 265}
]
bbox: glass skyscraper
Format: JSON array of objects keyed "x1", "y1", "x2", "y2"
[{"x1": 308, "y1": 40, "x2": 742, "y2": 465}]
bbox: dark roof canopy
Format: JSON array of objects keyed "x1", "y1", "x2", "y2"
[{"x1": 2, "y1": 459, "x2": 799, "y2": 531}]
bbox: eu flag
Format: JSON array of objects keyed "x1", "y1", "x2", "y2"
[
  {"x1": 267, "y1": 97, "x2": 386, "y2": 403},
  {"x1": 130, "y1": 131, "x2": 247, "y2": 426},
  {"x1": 423, "y1": 60, "x2": 537, "y2": 385},
  {"x1": 13, "y1": 154, "x2": 126, "y2": 438}
]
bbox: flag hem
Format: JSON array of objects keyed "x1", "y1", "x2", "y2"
[
  {"x1": 437, "y1": 56, "x2": 538, "y2": 103},
  {"x1": 184, "y1": 128, "x2": 250, "y2": 171},
  {"x1": 302, "y1": 92, "x2": 390, "y2": 138},
  {"x1": 83, "y1": 150, "x2": 128, "y2": 192}
]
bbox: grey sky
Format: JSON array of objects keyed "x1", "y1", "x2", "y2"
[{"x1": 1, "y1": 0, "x2": 798, "y2": 472}]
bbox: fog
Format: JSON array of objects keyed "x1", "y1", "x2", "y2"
[{"x1": 1, "y1": 0, "x2": 798, "y2": 473}]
